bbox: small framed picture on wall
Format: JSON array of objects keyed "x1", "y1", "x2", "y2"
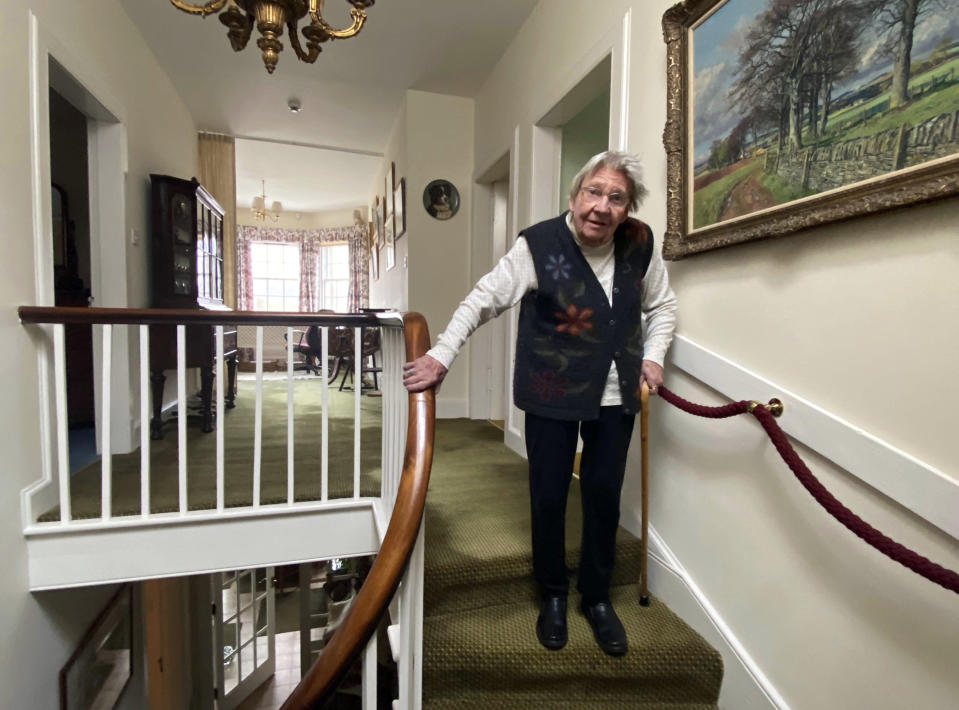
[
  {"x1": 368, "y1": 221, "x2": 379, "y2": 281},
  {"x1": 394, "y1": 178, "x2": 406, "y2": 239},
  {"x1": 385, "y1": 221, "x2": 395, "y2": 271},
  {"x1": 384, "y1": 175, "x2": 395, "y2": 247}
]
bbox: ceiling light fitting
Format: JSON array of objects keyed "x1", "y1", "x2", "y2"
[
  {"x1": 169, "y1": 0, "x2": 375, "y2": 74},
  {"x1": 252, "y1": 180, "x2": 282, "y2": 222}
]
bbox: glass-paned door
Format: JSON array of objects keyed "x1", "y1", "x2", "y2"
[{"x1": 213, "y1": 567, "x2": 276, "y2": 710}]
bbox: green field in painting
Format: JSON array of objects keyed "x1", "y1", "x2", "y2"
[{"x1": 692, "y1": 159, "x2": 763, "y2": 229}]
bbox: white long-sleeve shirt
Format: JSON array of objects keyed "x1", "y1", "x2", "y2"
[{"x1": 427, "y1": 214, "x2": 677, "y2": 406}]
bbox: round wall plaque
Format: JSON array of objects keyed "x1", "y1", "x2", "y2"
[{"x1": 422, "y1": 179, "x2": 460, "y2": 220}]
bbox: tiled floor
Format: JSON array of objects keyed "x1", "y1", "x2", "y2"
[{"x1": 234, "y1": 630, "x2": 300, "y2": 710}]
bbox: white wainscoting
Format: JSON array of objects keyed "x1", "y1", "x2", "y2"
[
  {"x1": 619, "y1": 333, "x2": 959, "y2": 710},
  {"x1": 620, "y1": 509, "x2": 788, "y2": 710},
  {"x1": 669, "y1": 335, "x2": 958, "y2": 541}
]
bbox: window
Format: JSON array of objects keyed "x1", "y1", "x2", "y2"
[
  {"x1": 251, "y1": 242, "x2": 299, "y2": 311},
  {"x1": 318, "y1": 243, "x2": 350, "y2": 312}
]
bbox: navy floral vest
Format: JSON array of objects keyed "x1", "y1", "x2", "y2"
[{"x1": 513, "y1": 212, "x2": 654, "y2": 420}]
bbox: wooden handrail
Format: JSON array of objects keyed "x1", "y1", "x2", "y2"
[
  {"x1": 18, "y1": 305, "x2": 388, "y2": 327},
  {"x1": 280, "y1": 311, "x2": 435, "y2": 710}
]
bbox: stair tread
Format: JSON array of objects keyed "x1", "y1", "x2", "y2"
[{"x1": 423, "y1": 585, "x2": 723, "y2": 704}]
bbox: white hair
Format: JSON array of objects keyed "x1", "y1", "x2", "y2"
[{"x1": 569, "y1": 151, "x2": 648, "y2": 212}]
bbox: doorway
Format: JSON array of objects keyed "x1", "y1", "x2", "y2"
[
  {"x1": 471, "y1": 152, "x2": 512, "y2": 424},
  {"x1": 39, "y1": 51, "x2": 137, "y2": 463},
  {"x1": 49, "y1": 86, "x2": 97, "y2": 471},
  {"x1": 213, "y1": 568, "x2": 277, "y2": 710}
]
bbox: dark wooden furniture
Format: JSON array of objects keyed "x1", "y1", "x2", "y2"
[
  {"x1": 52, "y1": 183, "x2": 96, "y2": 427},
  {"x1": 148, "y1": 175, "x2": 237, "y2": 439}
]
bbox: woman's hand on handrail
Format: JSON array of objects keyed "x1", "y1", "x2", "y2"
[{"x1": 403, "y1": 354, "x2": 447, "y2": 392}]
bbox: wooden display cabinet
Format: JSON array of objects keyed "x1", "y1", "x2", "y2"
[{"x1": 149, "y1": 175, "x2": 238, "y2": 439}]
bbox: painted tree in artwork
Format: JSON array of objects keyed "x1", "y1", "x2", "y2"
[
  {"x1": 869, "y1": 0, "x2": 945, "y2": 108},
  {"x1": 806, "y1": 3, "x2": 861, "y2": 139},
  {"x1": 731, "y1": 0, "x2": 866, "y2": 152}
]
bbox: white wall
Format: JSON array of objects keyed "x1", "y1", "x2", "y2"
[
  {"x1": 1, "y1": 1, "x2": 197, "y2": 707},
  {"x1": 368, "y1": 91, "x2": 475, "y2": 418},
  {"x1": 368, "y1": 96, "x2": 409, "y2": 312},
  {"x1": 406, "y1": 90, "x2": 475, "y2": 418},
  {"x1": 472, "y1": 0, "x2": 959, "y2": 708},
  {"x1": 236, "y1": 206, "x2": 364, "y2": 230}
]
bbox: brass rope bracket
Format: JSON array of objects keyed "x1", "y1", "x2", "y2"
[{"x1": 748, "y1": 398, "x2": 784, "y2": 418}]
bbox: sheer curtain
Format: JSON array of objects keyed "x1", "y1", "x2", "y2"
[
  {"x1": 236, "y1": 225, "x2": 369, "y2": 311},
  {"x1": 197, "y1": 133, "x2": 237, "y2": 308}
]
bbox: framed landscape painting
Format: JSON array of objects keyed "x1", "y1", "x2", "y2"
[{"x1": 663, "y1": 0, "x2": 959, "y2": 258}]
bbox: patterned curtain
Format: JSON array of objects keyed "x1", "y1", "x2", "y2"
[
  {"x1": 197, "y1": 133, "x2": 237, "y2": 308},
  {"x1": 236, "y1": 224, "x2": 369, "y2": 311}
]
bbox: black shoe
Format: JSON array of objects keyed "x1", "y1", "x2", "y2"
[
  {"x1": 536, "y1": 595, "x2": 568, "y2": 650},
  {"x1": 580, "y1": 600, "x2": 628, "y2": 656}
]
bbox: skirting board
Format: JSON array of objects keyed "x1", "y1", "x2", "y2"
[
  {"x1": 435, "y1": 397, "x2": 468, "y2": 419},
  {"x1": 620, "y1": 511, "x2": 789, "y2": 710}
]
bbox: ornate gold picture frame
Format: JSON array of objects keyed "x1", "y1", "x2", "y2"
[{"x1": 662, "y1": 0, "x2": 959, "y2": 259}]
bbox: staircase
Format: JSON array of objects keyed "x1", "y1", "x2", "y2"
[{"x1": 421, "y1": 419, "x2": 723, "y2": 708}]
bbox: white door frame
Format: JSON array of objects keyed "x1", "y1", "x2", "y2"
[
  {"x1": 469, "y1": 153, "x2": 511, "y2": 422},
  {"x1": 501, "y1": 9, "x2": 632, "y2": 459},
  {"x1": 27, "y1": 12, "x2": 137, "y2": 476}
]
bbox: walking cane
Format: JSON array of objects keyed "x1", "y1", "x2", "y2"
[{"x1": 640, "y1": 381, "x2": 650, "y2": 607}]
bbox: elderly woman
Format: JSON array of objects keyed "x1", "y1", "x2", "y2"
[{"x1": 403, "y1": 151, "x2": 677, "y2": 656}]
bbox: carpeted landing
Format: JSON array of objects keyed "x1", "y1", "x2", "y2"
[
  {"x1": 40, "y1": 377, "x2": 383, "y2": 521},
  {"x1": 422, "y1": 418, "x2": 723, "y2": 709}
]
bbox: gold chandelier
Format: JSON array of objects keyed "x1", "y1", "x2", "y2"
[
  {"x1": 169, "y1": 0, "x2": 374, "y2": 74},
  {"x1": 252, "y1": 180, "x2": 282, "y2": 222}
]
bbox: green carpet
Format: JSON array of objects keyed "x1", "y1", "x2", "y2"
[
  {"x1": 422, "y1": 419, "x2": 723, "y2": 709},
  {"x1": 41, "y1": 377, "x2": 383, "y2": 521},
  {"x1": 44, "y1": 379, "x2": 723, "y2": 707}
]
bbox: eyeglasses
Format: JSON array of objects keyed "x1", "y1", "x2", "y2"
[{"x1": 579, "y1": 185, "x2": 629, "y2": 208}]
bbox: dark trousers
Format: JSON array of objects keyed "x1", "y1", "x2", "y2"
[{"x1": 524, "y1": 407, "x2": 636, "y2": 604}]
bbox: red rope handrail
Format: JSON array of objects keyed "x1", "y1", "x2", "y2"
[{"x1": 656, "y1": 386, "x2": 959, "y2": 596}]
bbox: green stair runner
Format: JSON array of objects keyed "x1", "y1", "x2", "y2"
[{"x1": 423, "y1": 419, "x2": 723, "y2": 708}]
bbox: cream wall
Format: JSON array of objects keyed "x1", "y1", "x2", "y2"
[
  {"x1": 0, "y1": 1, "x2": 197, "y2": 708},
  {"x1": 367, "y1": 90, "x2": 474, "y2": 417},
  {"x1": 236, "y1": 206, "x2": 364, "y2": 230},
  {"x1": 406, "y1": 90, "x2": 474, "y2": 418},
  {"x1": 368, "y1": 95, "x2": 409, "y2": 312},
  {"x1": 473, "y1": 0, "x2": 959, "y2": 708}
]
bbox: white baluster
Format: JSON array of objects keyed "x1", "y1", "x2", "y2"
[
  {"x1": 354, "y1": 326, "x2": 361, "y2": 498},
  {"x1": 287, "y1": 326, "x2": 294, "y2": 505},
  {"x1": 140, "y1": 325, "x2": 150, "y2": 517},
  {"x1": 398, "y1": 524, "x2": 425, "y2": 710},
  {"x1": 177, "y1": 325, "x2": 187, "y2": 514},
  {"x1": 363, "y1": 631, "x2": 377, "y2": 710},
  {"x1": 381, "y1": 329, "x2": 390, "y2": 504},
  {"x1": 254, "y1": 326, "x2": 263, "y2": 507},
  {"x1": 216, "y1": 326, "x2": 225, "y2": 512},
  {"x1": 101, "y1": 324, "x2": 112, "y2": 521},
  {"x1": 53, "y1": 325, "x2": 71, "y2": 524},
  {"x1": 321, "y1": 326, "x2": 329, "y2": 501}
]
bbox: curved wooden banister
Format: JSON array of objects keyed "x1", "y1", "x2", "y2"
[
  {"x1": 18, "y1": 305, "x2": 386, "y2": 327},
  {"x1": 280, "y1": 311, "x2": 435, "y2": 710}
]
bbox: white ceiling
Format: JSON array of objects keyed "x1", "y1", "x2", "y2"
[
  {"x1": 119, "y1": 0, "x2": 539, "y2": 212},
  {"x1": 236, "y1": 138, "x2": 381, "y2": 212}
]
